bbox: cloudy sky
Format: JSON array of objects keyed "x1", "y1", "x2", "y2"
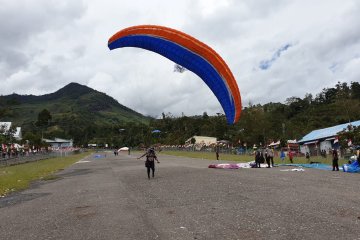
[{"x1": 1, "y1": 0, "x2": 359, "y2": 118}]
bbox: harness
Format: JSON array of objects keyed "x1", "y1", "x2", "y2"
[{"x1": 146, "y1": 152, "x2": 156, "y2": 162}]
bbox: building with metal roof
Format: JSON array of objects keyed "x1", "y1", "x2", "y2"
[
  {"x1": 297, "y1": 120, "x2": 360, "y2": 155},
  {"x1": 43, "y1": 138, "x2": 73, "y2": 148}
]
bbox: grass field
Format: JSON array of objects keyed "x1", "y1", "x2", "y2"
[
  {"x1": 0, "y1": 151, "x2": 92, "y2": 197},
  {"x1": 159, "y1": 150, "x2": 348, "y2": 165}
]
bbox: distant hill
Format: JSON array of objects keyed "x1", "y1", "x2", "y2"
[
  {"x1": 2, "y1": 81, "x2": 359, "y2": 148},
  {"x1": 0, "y1": 82, "x2": 150, "y2": 144}
]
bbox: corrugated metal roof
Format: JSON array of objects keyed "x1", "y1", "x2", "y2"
[
  {"x1": 43, "y1": 138, "x2": 73, "y2": 143},
  {"x1": 298, "y1": 120, "x2": 360, "y2": 143}
]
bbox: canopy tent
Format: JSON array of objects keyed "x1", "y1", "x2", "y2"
[{"x1": 118, "y1": 147, "x2": 129, "y2": 151}]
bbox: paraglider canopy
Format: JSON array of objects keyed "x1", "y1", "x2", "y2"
[
  {"x1": 152, "y1": 129, "x2": 161, "y2": 133},
  {"x1": 108, "y1": 25, "x2": 242, "y2": 124}
]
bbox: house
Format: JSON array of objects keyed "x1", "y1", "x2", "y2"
[
  {"x1": 185, "y1": 136, "x2": 217, "y2": 146},
  {"x1": 185, "y1": 136, "x2": 217, "y2": 150},
  {"x1": 268, "y1": 140, "x2": 299, "y2": 153},
  {"x1": 0, "y1": 122, "x2": 22, "y2": 140},
  {"x1": 43, "y1": 138, "x2": 73, "y2": 148},
  {"x1": 297, "y1": 120, "x2": 360, "y2": 155}
]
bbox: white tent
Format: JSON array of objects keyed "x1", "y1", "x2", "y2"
[{"x1": 118, "y1": 147, "x2": 129, "y2": 151}]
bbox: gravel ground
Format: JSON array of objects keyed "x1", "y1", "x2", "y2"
[{"x1": 0, "y1": 152, "x2": 359, "y2": 240}]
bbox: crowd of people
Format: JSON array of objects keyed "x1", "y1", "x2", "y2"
[
  {"x1": 250, "y1": 147, "x2": 359, "y2": 172},
  {"x1": 1, "y1": 143, "x2": 79, "y2": 160},
  {"x1": 0, "y1": 143, "x2": 42, "y2": 159},
  {"x1": 253, "y1": 148, "x2": 275, "y2": 168},
  {"x1": 130, "y1": 145, "x2": 360, "y2": 179}
]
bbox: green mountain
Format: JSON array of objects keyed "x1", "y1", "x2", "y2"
[
  {"x1": 1, "y1": 81, "x2": 359, "y2": 148},
  {"x1": 0, "y1": 82, "x2": 150, "y2": 145}
]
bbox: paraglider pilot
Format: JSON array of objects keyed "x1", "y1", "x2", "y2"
[{"x1": 138, "y1": 148, "x2": 160, "y2": 179}]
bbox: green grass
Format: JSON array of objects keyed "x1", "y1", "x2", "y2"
[
  {"x1": 159, "y1": 150, "x2": 348, "y2": 165},
  {"x1": 0, "y1": 152, "x2": 92, "y2": 197}
]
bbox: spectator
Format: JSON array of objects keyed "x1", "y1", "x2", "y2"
[
  {"x1": 306, "y1": 152, "x2": 310, "y2": 163},
  {"x1": 280, "y1": 150, "x2": 285, "y2": 163},
  {"x1": 255, "y1": 150, "x2": 261, "y2": 168},
  {"x1": 215, "y1": 145, "x2": 220, "y2": 160},
  {"x1": 332, "y1": 149, "x2": 339, "y2": 171},
  {"x1": 265, "y1": 148, "x2": 271, "y2": 168},
  {"x1": 288, "y1": 151, "x2": 294, "y2": 163},
  {"x1": 269, "y1": 148, "x2": 274, "y2": 167}
]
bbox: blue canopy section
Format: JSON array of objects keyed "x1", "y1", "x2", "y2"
[
  {"x1": 279, "y1": 161, "x2": 360, "y2": 173},
  {"x1": 108, "y1": 35, "x2": 235, "y2": 124},
  {"x1": 277, "y1": 163, "x2": 333, "y2": 171},
  {"x1": 298, "y1": 120, "x2": 360, "y2": 143},
  {"x1": 152, "y1": 129, "x2": 161, "y2": 133}
]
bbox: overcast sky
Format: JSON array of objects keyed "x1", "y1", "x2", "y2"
[{"x1": 1, "y1": 0, "x2": 359, "y2": 118}]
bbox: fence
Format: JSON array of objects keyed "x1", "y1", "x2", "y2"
[
  {"x1": 161, "y1": 146, "x2": 246, "y2": 155},
  {"x1": 0, "y1": 150, "x2": 79, "y2": 167}
]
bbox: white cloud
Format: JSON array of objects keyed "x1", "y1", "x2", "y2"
[{"x1": 0, "y1": 0, "x2": 359, "y2": 118}]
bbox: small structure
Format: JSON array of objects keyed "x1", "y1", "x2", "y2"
[
  {"x1": 43, "y1": 138, "x2": 73, "y2": 148},
  {"x1": 268, "y1": 140, "x2": 299, "y2": 152},
  {"x1": 185, "y1": 135, "x2": 217, "y2": 151},
  {"x1": 118, "y1": 147, "x2": 129, "y2": 151},
  {"x1": 297, "y1": 120, "x2": 360, "y2": 155},
  {"x1": 286, "y1": 140, "x2": 300, "y2": 153},
  {"x1": 185, "y1": 136, "x2": 217, "y2": 146},
  {"x1": 268, "y1": 140, "x2": 280, "y2": 148}
]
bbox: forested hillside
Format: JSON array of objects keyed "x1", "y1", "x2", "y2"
[
  {"x1": 150, "y1": 81, "x2": 360, "y2": 147},
  {"x1": 0, "y1": 83, "x2": 150, "y2": 146},
  {"x1": 0, "y1": 81, "x2": 359, "y2": 148}
]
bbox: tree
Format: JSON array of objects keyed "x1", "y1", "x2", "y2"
[
  {"x1": 202, "y1": 112, "x2": 209, "y2": 119},
  {"x1": 5, "y1": 126, "x2": 17, "y2": 142},
  {"x1": 23, "y1": 132, "x2": 42, "y2": 146},
  {"x1": 36, "y1": 109, "x2": 52, "y2": 127},
  {"x1": 351, "y1": 81, "x2": 360, "y2": 99},
  {"x1": 338, "y1": 125, "x2": 360, "y2": 150},
  {"x1": 279, "y1": 138, "x2": 287, "y2": 148}
]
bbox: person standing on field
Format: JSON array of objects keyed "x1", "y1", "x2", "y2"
[
  {"x1": 332, "y1": 149, "x2": 339, "y2": 171},
  {"x1": 215, "y1": 145, "x2": 220, "y2": 160},
  {"x1": 269, "y1": 148, "x2": 274, "y2": 167},
  {"x1": 280, "y1": 150, "x2": 285, "y2": 163},
  {"x1": 288, "y1": 151, "x2": 294, "y2": 163}
]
